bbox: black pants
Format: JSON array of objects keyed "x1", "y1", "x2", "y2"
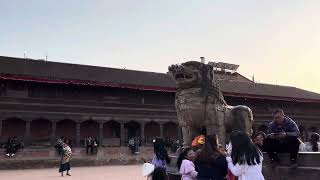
[
  {"x1": 6, "y1": 146, "x2": 16, "y2": 154},
  {"x1": 86, "y1": 145, "x2": 93, "y2": 154},
  {"x1": 264, "y1": 136, "x2": 300, "y2": 161}
]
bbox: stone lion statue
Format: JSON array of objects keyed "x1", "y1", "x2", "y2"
[{"x1": 168, "y1": 61, "x2": 253, "y2": 146}]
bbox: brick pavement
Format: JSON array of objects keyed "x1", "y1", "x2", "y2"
[{"x1": 0, "y1": 165, "x2": 146, "y2": 180}]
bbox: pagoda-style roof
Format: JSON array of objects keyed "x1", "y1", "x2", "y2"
[{"x1": 1, "y1": 56, "x2": 320, "y2": 103}]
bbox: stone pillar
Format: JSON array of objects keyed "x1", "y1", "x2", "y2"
[
  {"x1": 0, "y1": 120, "x2": 2, "y2": 138},
  {"x1": 141, "y1": 94, "x2": 145, "y2": 104},
  {"x1": 99, "y1": 122, "x2": 104, "y2": 145},
  {"x1": 160, "y1": 123, "x2": 164, "y2": 139},
  {"x1": 51, "y1": 121, "x2": 57, "y2": 145},
  {"x1": 76, "y1": 122, "x2": 81, "y2": 147},
  {"x1": 120, "y1": 123, "x2": 125, "y2": 146},
  {"x1": 140, "y1": 122, "x2": 145, "y2": 145},
  {"x1": 25, "y1": 120, "x2": 31, "y2": 146}
]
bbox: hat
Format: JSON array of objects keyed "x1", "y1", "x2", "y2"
[{"x1": 142, "y1": 163, "x2": 155, "y2": 177}]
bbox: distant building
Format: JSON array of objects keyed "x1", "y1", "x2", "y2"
[{"x1": 0, "y1": 56, "x2": 319, "y2": 146}]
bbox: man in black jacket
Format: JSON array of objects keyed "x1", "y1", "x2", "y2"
[{"x1": 85, "y1": 136, "x2": 93, "y2": 154}]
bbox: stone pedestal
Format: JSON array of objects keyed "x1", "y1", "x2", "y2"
[
  {"x1": 140, "y1": 122, "x2": 145, "y2": 145},
  {"x1": 25, "y1": 121, "x2": 31, "y2": 146},
  {"x1": 120, "y1": 123, "x2": 125, "y2": 146},
  {"x1": 50, "y1": 121, "x2": 56, "y2": 145},
  {"x1": 76, "y1": 122, "x2": 81, "y2": 147}
]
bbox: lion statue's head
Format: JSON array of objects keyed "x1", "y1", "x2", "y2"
[{"x1": 168, "y1": 61, "x2": 213, "y2": 90}]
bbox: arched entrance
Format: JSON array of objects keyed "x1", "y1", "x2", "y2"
[
  {"x1": 104, "y1": 121, "x2": 120, "y2": 138},
  {"x1": 124, "y1": 121, "x2": 140, "y2": 142},
  {"x1": 30, "y1": 118, "x2": 52, "y2": 143},
  {"x1": 80, "y1": 120, "x2": 99, "y2": 139},
  {"x1": 163, "y1": 122, "x2": 178, "y2": 138},
  {"x1": 2, "y1": 118, "x2": 25, "y2": 141},
  {"x1": 56, "y1": 119, "x2": 76, "y2": 145},
  {"x1": 103, "y1": 120, "x2": 121, "y2": 146},
  {"x1": 145, "y1": 121, "x2": 160, "y2": 144}
]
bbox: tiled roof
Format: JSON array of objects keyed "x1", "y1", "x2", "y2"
[
  {"x1": 218, "y1": 80, "x2": 320, "y2": 102},
  {"x1": 0, "y1": 56, "x2": 176, "y2": 91},
  {"x1": 1, "y1": 56, "x2": 320, "y2": 102}
]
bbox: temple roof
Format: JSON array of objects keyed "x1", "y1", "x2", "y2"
[{"x1": 1, "y1": 56, "x2": 320, "y2": 103}]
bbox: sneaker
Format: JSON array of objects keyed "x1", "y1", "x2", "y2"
[
  {"x1": 11, "y1": 154, "x2": 15, "y2": 157},
  {"x1": 6, "y1": 153, "x2": 10, "y2": 157}
]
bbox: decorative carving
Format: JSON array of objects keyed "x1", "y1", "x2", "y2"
[{"x1": 169, "y1": 61, "x2": 253, "y2": 146}]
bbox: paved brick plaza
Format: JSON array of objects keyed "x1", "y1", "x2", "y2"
[{"x1": 0, "y1": 165, "x2": 145, "y2": 180}]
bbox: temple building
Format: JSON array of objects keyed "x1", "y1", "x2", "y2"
[{"x1": 0, "y1": 56, "x2": 320, "y2": 147}]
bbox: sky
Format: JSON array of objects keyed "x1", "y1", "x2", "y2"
[{"x1": 0, "y1": 0, "x2": 319, "y2": 93}]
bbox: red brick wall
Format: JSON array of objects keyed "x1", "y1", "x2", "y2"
[
  {"x1": 2, "y1": 118, "x2": 25, "y2": 140},
  {"x1": 31, "y1": 119, "x2": 51, "y2": 140}
]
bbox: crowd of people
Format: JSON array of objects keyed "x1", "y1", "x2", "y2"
[
  {"x1": 143, "y1": 131, "x2": 264, "y2": 180},
  {"x1": 3, "y1": 109, "x2": 320, "y2": 179},
  {"x1": 143, "y1": 109, "x2": 320, "y2": 180}
]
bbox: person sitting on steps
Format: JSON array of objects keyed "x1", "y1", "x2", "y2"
[{"x1": 264, "y1": 109, "x2": 300, "y2": 168}]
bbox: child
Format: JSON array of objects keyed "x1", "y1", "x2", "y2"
[{"x1": 177, "y1": 147, "x2": 198, "y2": 180}]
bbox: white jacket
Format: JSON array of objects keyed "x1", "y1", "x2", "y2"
[
  {"x1": 299, "y1": 142, "x2": 320, "y2": 152},
  {"x1": 226, "y1": 156, "x2": 265, "y2": 180}
]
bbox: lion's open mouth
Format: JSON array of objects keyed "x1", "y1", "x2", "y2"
[{"x1": 175, "y1": 73, "x2": 193, "y2": 81}]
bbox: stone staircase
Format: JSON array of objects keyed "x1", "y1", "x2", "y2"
[{"x1": 0, "y1": 147, "x2": 155, "y2": 170}]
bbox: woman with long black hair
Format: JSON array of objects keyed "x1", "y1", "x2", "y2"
[
  {"x1": 227, "y1": 131, "x2": 264, "y2": 180},
  {"x1": 151, "y1": 138, "x2": 171, "y2": 172},
  {"x1": 194, "y1": 134, "x2": 228, "y2": 180}
]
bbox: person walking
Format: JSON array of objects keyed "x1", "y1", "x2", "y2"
[
  {"x1": 194, "y1": 134, "x2": 228, "y2": 180},
  {"x1": 227, "y1": 131, "x2": 264, "y2": 180},
  {"x1": 59, "y1": 143, "x2": 72, "y2": 177}
]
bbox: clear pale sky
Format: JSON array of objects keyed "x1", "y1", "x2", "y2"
[{"x1": 0, "y1": 0, "x2": 319, "y2": 93}]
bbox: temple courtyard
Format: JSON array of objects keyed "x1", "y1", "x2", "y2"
[{"x1": 0, "y1": 165, "x2": 144, "y2": 180}]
